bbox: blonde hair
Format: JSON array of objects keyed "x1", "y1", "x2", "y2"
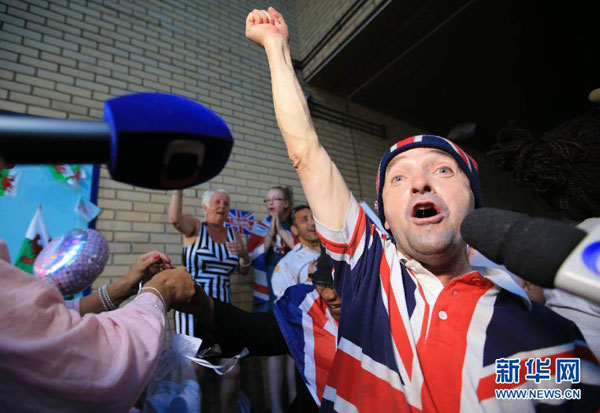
[
  {"x1": 269, "y1": 186, "x2": 293, "y2": 222},
  {"x1": 202, "y1": 189, "x2": 229, "y2": 208}
]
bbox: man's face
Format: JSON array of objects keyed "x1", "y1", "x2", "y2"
[
  {"x1": 314, "y1": 283, "x2": 341, "y2": 320},
  {"x1": 381, "y1": 147, "x2": 474, "y2": 263},
  {"x1": 291, "y1": 208, "x2": 319, "y2": 243}
]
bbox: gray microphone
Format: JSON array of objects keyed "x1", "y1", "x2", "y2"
[{"x1": 461, "y1": 208, "x2": 600, "y2": 303}]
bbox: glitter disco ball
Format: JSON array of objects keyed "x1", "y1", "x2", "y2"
[{"x1": 33, "y1": 229, "x2": 109, "y2": 295}]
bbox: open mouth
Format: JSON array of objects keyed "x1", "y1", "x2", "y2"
[{"x1": 412, "y1": 203, "x2": 438, "y2": 219}]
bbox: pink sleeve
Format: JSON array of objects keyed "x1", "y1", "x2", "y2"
[{"x1": 0, "y1": 259, "x2": 166, "y2": 410}]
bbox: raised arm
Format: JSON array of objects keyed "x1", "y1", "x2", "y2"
[
  {"x1": 246, "y1": 8, "x2": 350, "y2": 230},
  {"x1": 169, "y1": 189, "x2": 199, "y2": 237}
]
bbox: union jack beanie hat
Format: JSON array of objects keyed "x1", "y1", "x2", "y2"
[{"x1": 375, "y1": 134, "x2": 482, "y2": 226}]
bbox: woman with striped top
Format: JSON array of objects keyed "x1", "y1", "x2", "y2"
[{"x1": 169, "y1": 188, "x2": 249, "y2": 412}]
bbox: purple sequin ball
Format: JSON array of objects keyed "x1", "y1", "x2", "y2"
[{"x1": 33, "y1": 229, "x2": 109, "y2": 295}]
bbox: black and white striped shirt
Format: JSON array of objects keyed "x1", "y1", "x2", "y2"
[{"x1": 175, "y1": 222, "x2": 238, "y2": 336}]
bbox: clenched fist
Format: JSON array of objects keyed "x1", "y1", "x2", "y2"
[{"x1": 246, "y1": 7, "x2": 289, "y2": 47}]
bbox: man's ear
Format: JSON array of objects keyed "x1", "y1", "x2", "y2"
[
  {"x1": 384, "y1": 220, "x2": 390, "y2": 231},
  {"x1": 291, "y1": 225, "x2": 299, "y2": 237}
]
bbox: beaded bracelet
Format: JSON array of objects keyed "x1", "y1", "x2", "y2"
[
  {"x1": 98, "y1": 284, "x2": 117, "y2": 311},
  {"x1": 98, "y1": 285, "x2": 110, "y2": 312},
  {"x1": 101, "y1": 284, "x2": 118, "y2": 311}
]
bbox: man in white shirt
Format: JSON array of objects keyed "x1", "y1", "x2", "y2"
[{"x1": 272, "y1": 205, "x2": 321, "y2": 300}]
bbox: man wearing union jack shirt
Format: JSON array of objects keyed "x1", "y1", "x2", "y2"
[
  {"x1": 183, "y1": 248, "x2": 340, "y2": 412},
  {"x1": 245, "y1": 7, "x2": 600, "y2": 412}
]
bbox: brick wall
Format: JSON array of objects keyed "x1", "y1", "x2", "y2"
[
  {"x1": 1, "y1": 0, "x2": 417, "y2": 304},
  {"x1": 1, "y1": 0, "x2": 301, "y2": 308}
]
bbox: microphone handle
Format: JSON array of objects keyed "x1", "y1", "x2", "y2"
[
  {"x1": 555, "y1": 224, "x2": 600, "y2": 303},
  {"x1": 0, "y1": 115, "x2": 111, "y2": 164}
]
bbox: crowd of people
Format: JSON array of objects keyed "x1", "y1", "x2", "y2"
[{"x1": 1, "y1": 5, "x2": 599, "y2": 413}]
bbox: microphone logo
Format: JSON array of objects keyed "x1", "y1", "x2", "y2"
[{"x1": 581, "y1": 241, "x2": 600, "y2": 276}]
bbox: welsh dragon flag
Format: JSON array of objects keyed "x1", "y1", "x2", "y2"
[
  {"x1": 14, "y1": 206, "x2": 51, "y2": 273},
  {"x1": 47, "y1": 165, "x2": 87, "y2": 187},
  {"x1": 0, "y1": 169, "x2": 21, "y2": 197}
]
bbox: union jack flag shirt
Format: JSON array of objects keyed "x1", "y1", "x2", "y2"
[
  {"x1": 274, "y1": 283, "x2": 339, "y2": 406},
  {"x1": 316, "y1": 195, "x2": 600, "y2": 412}
]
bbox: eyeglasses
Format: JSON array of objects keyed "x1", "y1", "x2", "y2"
[
  {"x1": 263, "y1": 198, "x2": 284, "y2": 204},
  {"x1": 313, "y1": 280, "x2": 334, "y2": 290}
]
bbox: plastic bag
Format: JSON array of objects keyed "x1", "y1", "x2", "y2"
[
  {"x1": 186, "y1": 346, "x2": 249, "y2": 376},
  {"x1": 144, "y1": 334, "x2": 203, "y2": 413}
]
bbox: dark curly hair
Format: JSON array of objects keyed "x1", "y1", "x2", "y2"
[{"x1": 488, "y1": 109, "x2": 600, "y2": 221}]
